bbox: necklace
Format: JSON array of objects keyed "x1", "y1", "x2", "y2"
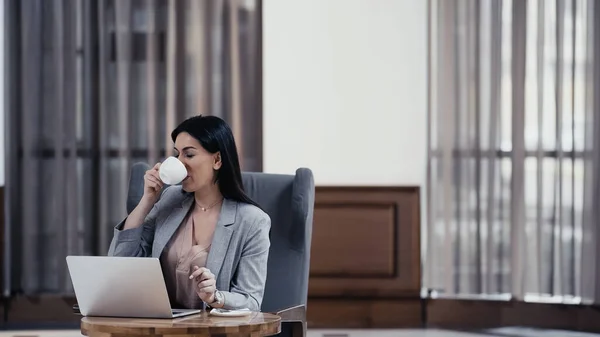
[{"x1": 196, "y1": 198, "x2": 223, "y2": 212}]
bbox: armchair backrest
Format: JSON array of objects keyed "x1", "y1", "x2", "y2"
[
  {"x1": 241, "y1": 169, "x2": 315, "y2": 312},
  {"x1": 124, "y1": 163, "x2": 315, "y2": 313}
]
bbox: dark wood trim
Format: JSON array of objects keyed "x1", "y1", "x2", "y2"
[
  {"x1": 1, "y1": 295, "x2": 79, "y2": 325},
  {"x1": 426, "y1": 298, "x2": 600, "y2": 333},
  {"x1": 307, "y1": 298, "x2": 422, "y2": 329}
]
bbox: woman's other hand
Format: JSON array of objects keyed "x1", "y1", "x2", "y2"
[{"x1": 190, "y1": 266, "x2": 217, "y2": 303}]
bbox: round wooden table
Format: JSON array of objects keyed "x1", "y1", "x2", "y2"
[{"x1": 80, "y1": 311, "x2": 281, "y2": 337}]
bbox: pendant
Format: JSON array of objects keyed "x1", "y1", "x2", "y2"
[{"x1": 201, "y1": 207, "x2": 207, "y2": 211}]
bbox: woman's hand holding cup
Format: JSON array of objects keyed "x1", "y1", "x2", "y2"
[
  {"x1": 142, "y1": 162, "x2": 164, "y2": 204},
  {"x1": 122, "y1": 162, "x2": 164, "y2": 231},
  {"x1": 142, "y1": 157, "x2": 187, "y2": 206}
]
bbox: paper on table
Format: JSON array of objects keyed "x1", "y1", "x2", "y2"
[{"x1": 209, "y1": 308, "x2": 252, "y2": 317}]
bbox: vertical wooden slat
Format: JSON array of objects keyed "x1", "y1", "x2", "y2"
[
  {"x1": 457, "y1": 1, "x2": 473, "y2": 293},
  {"x1": 98, "y1": 0, "x2": 109, "y2": 254},
  {"x1": 228, "y1": 0, "x2": 243, "y2": 168},
  {"x1": 511, "y1": 0, "x2": 527, "y2": 300},
  {"x1": 205, "y1": 0, "x2": 215, "y2": 115},
  {"x1": 165, "y1": 0, "x2": 176, "y2": 152},
  {"x1": 452, "y1": 0, "x2": 462, "y2": 294},
  {"x1": 473, "y1": 0, "x2": 482, "y2": 294},
  {"x1": 580, "y1": 0, "x2": 595, "y2": 304},
  {"x1": 83, "y1": 0, "x2": 100, "y2": 257},
  {"x1": 494, "y1": 15, "x2": 511, "y2": 297},
  {"x1": 462, "y1": 0, "x2": 474, "y2": 293},
  {"x1": 146, "y1": 0, "x2": 159, "y2": 164},
  {"x1": 554, "y1": 0, "x2": 565, "y2": 296},
  {"x1": 20, "y1": 0, "x2": 43, "y2": 293},
  {"x1": 425, "y1": 0, "x2": 434, "y2": 291},
  {"x1": 62, "y1": 0, "x2": 74, "y2": 292},
  {"x1": 78, "y1": 0, "x2": 90, "y2": 257},
  {"x1": 165, "y1": 0, "x2": 186, "y2": 150},
  {"x1": 3, "y1": 0, "x2": 20, "y2": 296},
  {"x1": 175, "y1": 2, "x2": 186, "y2": 129},
  {"x1": 581, "y1": 0, "x2": 598, "y2": 304},
  {"x1": 572, "y1": 0, "x2": 584, "y2": 300},
  {"x1": 248, "y1": 0, "x2": 262, "y2": 172},
  {"x1": 579, "y1": 0, "x2": 590, "y2": 302},
  {"x1": 569, "y1": 0, "x2": 577, "y2": 297},
  {"x1": 115, "y1": 0, "x2": 131, "y2": 219},
  {"x1": 439, "y1": 0, "x2": 457, "y2": 295},
  {"x1": 487, "y1": 0, "x2": 502, "y2": 294},
  {"x1": 536, "y1": 0, "x2": 546, "y2": 295},
  {"x1": 62, "y1": 0, "x2": 79, "y2": 292},
  {"x1": 51, "y1": 0, "x2": 66, "y2": 293},
  {"x1": 210, "y1": 0, "x2": 224, "y2": 117},
  {"x1": 191, "y1": 0, "x2": 208, "y2": 117},
  {"x1": 590, "y1": 0, "x2": 600, "y2": 305}
]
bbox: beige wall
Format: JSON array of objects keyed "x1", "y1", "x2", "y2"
[{"x1": 261, "y1": 0, "x2": 428, "y2": 187}]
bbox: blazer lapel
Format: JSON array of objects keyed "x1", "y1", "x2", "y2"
[
  {"x1": 206, "y1": 199, "x2": 237, "y2": 280},
  {"x1": 152, "y1": 195, "x2": 194, "y2": 257}
]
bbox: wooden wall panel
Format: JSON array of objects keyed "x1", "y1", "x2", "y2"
[
  {"x1": 311, "y1": 203, "x2": 396, "y2": 277},
  {"x1": 307, "y1": 186, "x2": 422, "y2": 328},
  {"x1": 309, "y1": 186, "x2": 421, "y2": 299}
]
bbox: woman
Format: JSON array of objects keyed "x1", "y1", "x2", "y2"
[{"x1": 107, "y1": 115, "x2": 271, "y2": 312}]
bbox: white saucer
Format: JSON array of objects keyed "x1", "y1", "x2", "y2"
[{"x1": 209, "y1": 308, "x2": 253, "y2": 317}]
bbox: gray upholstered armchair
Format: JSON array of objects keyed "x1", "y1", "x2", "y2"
[{"x1": 125, "y1": 163, "x2": 315, "y2": 337}]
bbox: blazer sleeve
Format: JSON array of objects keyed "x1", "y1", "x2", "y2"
[
  {"x1": 106, "y1": 198, "x2": 163, "y2": 257},
  {"x1": 220, "y1": 215, "x2": 271, "y2": 311}
]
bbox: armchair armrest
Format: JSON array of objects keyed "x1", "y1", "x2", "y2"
[
  {"x1": 272, "y1": 304, "x2": 305, "y2": 323},
  {"x1": 271, "y1": 305, "x2": 306, "y2": 337}
]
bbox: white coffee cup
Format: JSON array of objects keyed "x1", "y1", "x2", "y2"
[{"x1": 159, "y1": 157, "x2": 187, "y2": 185}]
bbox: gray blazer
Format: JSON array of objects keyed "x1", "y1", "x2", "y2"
[{"x1": 107, "y1": 186, "x2": 271, "y2": 311}]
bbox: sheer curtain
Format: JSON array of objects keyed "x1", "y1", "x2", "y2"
[
  {"x1": 425, "y1": 0, "x2": 600, "y2": 303},
  {"x1": 3, "y1": 0, "x2": 262, "y2": 295}
]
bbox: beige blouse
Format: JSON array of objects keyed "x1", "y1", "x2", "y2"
[{"x1": 160, "y1": 205, "x2": 216, "y2": 309}]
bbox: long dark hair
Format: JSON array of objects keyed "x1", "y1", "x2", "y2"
[{"x1": 171, "y1": 115, "x2": 261, "y2": 209}]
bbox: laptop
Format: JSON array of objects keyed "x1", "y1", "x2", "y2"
[{"x1": 66, "y1": 255, "x2": 201, "y2": 318}]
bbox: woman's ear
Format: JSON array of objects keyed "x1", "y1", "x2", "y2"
[{"x1": 213, "y1": 152, "x2": 222, "y2": 170}]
